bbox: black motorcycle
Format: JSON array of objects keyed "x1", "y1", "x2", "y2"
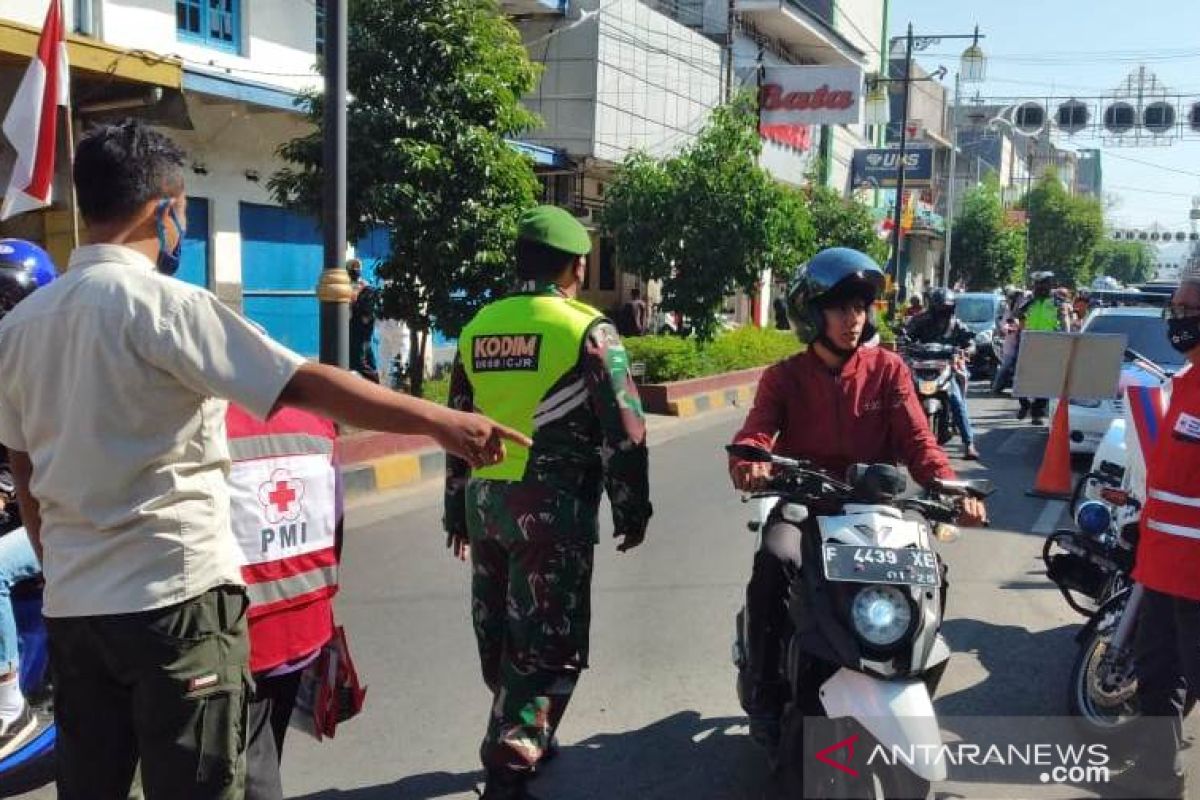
[
  {"x1": 901, "y1": 342, "x2": 961, "y2": 445},
  {"x1": 728, "y1": 444, "x2": 993, "y2": 799},
  {"x1": 1044, "y1": 489, "x2": 1195, "y2": 734}
]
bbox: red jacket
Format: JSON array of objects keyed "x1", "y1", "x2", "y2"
[
  {"x1": 731, "y1": 346, "x2": 954, "y2": 486},
  {"x1": 1134, "y1": 365, "x2": 1200, "y2": 600}
]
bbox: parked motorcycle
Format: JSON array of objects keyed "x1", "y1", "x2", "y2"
[
  {"x1": 0, "y1": 485, "x2": 55, "y2": 794},
  {"x1": 902, "y1": 342, "x2": 960, "y2": 445},
  {"x1": 1044, "y1": 489, "x2": 1194, "y2": 736},
  {"x1": 727, "y1": 443, "x2": 993, "y2": 799}
]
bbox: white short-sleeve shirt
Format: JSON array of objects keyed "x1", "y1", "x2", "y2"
[{"x1": 0, "y1": 244, "x2": 306, "y2": 617}]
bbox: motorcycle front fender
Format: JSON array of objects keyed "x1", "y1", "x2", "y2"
[
  {"x1": 922, "y1": 398, "x2": 942, "y2": 415},
  {"x1": 819, "y1": 668, "x2": 947, "y2": 782},
  {"x1": 1074, "y1": 586, "x2": 1131, "y2": 644}
]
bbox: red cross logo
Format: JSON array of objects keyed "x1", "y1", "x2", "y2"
[
  {"x1": 257, "y1": 468, "x2": 306, "y2": 524},
  {"x1": 268, "y1": 480, "x2": 297, "y2": 514}
]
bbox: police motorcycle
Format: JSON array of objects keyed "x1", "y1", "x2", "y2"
[
  {"x1": 0, "y1": 484, "x2": 55, "y2": 794},
  {"x1": 900, "y1": 340, "x2": 961, "y2": 446},
  {"x1": 727, "y1": 443, "x2": 993, "y2": 799}
]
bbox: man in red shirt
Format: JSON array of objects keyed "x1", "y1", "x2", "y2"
[
  {"x1": 1122, "y1": 275, "x2": 1200, "y2": 799},
  {"x1": 728, "y1": 247, "x2": 986, "y2": 747}
]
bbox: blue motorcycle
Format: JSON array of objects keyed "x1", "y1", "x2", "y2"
[{"x1": 0, "y1": 530, "x2": 55, "y2": 797}]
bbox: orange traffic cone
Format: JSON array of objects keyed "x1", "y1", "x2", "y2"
[{"x1": 1029, "y1": 398, "x2": 1073, "y2": 499}]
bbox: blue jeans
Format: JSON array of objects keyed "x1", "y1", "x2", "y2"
[
  {"x1": 0, "y1": 528, "x2": 40, "y2": 674},
  {"x1": 948, "y1": 378, "x2": 975, "y2": 447}
]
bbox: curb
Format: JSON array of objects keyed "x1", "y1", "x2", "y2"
[
  {"x1": 342, "y1": 448, "x2": 444, "y2": 499},
  {"x1": 668, "y1": 383, "x2": 756, "y2": 418}
]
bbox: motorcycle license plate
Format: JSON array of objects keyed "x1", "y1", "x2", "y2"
[{"x1": 821, "y1": 544, "x2": 940, "y2": 587}]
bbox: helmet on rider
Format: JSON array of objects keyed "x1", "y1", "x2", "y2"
[
  {"x1": 927, "y1": 286, "x2": 956, "y2": 323},
  {"x1": 786, "y1": 247, "x2": 885, "y2": 354},
  {"x1": 0, "y1": 239, "x2": 56, "y2": 320}
]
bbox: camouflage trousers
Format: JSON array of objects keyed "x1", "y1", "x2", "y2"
[{"x1": 465, "y1": 479, "x2": 597, "y2": 773}]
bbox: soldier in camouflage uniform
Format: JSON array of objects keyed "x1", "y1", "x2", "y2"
[{"x1": 444, "y1": 206, "x2": 652, "y2": 800}]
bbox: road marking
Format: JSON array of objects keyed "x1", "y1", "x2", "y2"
[{"x1": 1033, "y1": 500, "x2": 1068, "y2": 534}]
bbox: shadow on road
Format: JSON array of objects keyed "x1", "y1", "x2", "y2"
[
  {"x1": 937, "y1": 617, "x2": 1079, "y2": 718},
  {"x1": 290, "y1": 711, "x2": 771, "y2": 800}
]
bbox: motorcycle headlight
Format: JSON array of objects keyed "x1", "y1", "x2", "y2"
[
  {"x1": 850, "y1": 585, "x2": 913, "y2": 648},
  {"x1": 975, "y1": 331, "x2": 991, "y2": 346},
  {"x1": 1075, "y1": 500, "x2": 1113, "y2": 537},
  {"x1": 919, "y1": 380, "x2": 939, "y2": 394}
]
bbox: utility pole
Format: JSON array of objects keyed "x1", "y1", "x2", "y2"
[
  {"x1": 942, "y1": 71, "x2": 961, "y2": 288},
  {"x1": 316, "y1": 0, "x2": 349, "y2": 367},
  {"x1": 888, "y1": 23, "x2": 914, "y2": 301}
]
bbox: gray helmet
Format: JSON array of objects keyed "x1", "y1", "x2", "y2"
[
  {"x1": 1031, "y1": 271, "x2": 1055, "y2": 285},
  {"x1": 787, "y1": 247, "x2": 885, "y2": 345}
]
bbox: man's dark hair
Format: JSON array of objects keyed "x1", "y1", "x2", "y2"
[
  {"x1": 631, "y1": 288, "x2": 641, "y2": 300},
  {"x1": 73, "y1": 120, "x2": 186, "y2": 224},
  {"x1": 515, "y1": 238, "x2": 576, "y2": 282}
]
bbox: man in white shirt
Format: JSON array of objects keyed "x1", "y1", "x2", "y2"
[{"x1": 0, "y1": 120, "x2": 525, "y2": 800}]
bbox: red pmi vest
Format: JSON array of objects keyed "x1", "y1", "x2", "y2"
[
  {"x1": 226, "y1": 404, "x2": 340, "y2": 674},
  {"x1": 1134, "y1": 366, "x2": 1200, "y2": 601}
]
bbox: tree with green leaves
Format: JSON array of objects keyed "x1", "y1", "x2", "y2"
[
  {"x1": 949, "y1": 175, "x2": 1026, "y2": 290},
  {"x1": 1023, "y1": 168, "x2": 1104, "y2": 287},
  {"x1": 1091, "y1": 239, "x2": 1155, "y2": 286},
  {"x1": 271, "y1": 0, "x2": 540, "y2": 396},
  {"x1": 804, "y1": 183, "x2": 888, "y2": 266},
  {"x1": 601, "y1": 93, "x2": 816, "y2": 342}
]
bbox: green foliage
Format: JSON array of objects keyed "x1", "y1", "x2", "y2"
[
  {"x1": 706, "y1": 326, "x2": 802, "y2": 373},
  {"x1": 950, "y1": 175, "x2": 1027, "y2": 290},
  {"x1": 624, "y1": 327, "x2": 800, "y2": 383},
  {"x1": 1091, "y1": 239, "x2": 1155, "y2": 286},
  {"x1": 270, "y1": 0, "x2": 540, "y2": 395},
  {"x1": 804, "y1": 184, "x2": 889, "y2": 265},
  {"x1": 623, "y1": 336, "x2": 708, "y2": 383},
  {"x1": 602, "y1": 93, "x2": 816, "y2": 342},
  {"x1": 1023, "y1": 169, "x2": 1105, "y2": 286}
]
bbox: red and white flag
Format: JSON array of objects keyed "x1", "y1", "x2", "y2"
[{"x1": 1, "y1": 0, "x2": 70, "y2": 221}]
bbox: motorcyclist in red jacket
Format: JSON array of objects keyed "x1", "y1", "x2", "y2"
[{"x1": 728, "y1": 247, "x2": 987, "y2": 747}]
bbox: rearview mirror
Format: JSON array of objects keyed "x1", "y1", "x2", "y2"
[
  {"x1": 934, "y1": 477, "x2": 995, "y2": 499},
  {"x1": 725, "y1": 444, "x2": 774, "y2": 463}
]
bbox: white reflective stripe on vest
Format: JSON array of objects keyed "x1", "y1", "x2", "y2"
[
  {"x1": 228, "y1": 433, "x2": 335, "y2": 461},
  {"x1": 1149, "y1": 489, "x2": 1200, "y2": 508},
  {"x1": 229, "y1": 451, "x2": 337, "y2": 567},
  {"x1": 245, "y1": 563, "x2": 338, "y2": 607},
  {"x1": 1146, "y1": 519, "x2": 1200, "y2": 541}
]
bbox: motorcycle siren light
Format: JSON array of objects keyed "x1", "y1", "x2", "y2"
[{"x1": 1075, "y1": 500, "x2": 1114, "y2": 538}]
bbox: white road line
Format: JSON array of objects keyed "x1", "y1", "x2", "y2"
[{"x1": 1033, "y1": 499, "x2": 1068, "y2": 534}]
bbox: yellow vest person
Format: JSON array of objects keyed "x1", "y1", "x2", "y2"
[{"x1": 444, "y1": 206, "x2": 652, "y2": 800}]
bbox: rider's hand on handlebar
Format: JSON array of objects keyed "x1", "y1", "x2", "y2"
[
  {"x1": 731, "y1": 461, "x2": 773, "y2": 493},
  {"x1": 956, "y1": 496, "x2": 988, "y2": 527}
]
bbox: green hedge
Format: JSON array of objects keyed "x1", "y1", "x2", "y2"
[{"x1": 624, "y1": 327, "x2": 801, "y2": 384}]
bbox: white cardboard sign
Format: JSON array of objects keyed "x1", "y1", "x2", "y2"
[{"x1": 1013, "y1": 331, "x2": 1127, "y2": 400}]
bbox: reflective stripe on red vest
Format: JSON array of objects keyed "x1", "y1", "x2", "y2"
[
  {"x1": 1134, "y1": 367, "x2": 1200, "y2": 600},
  {"x1": 226, "y1": 405, "x2": 340, "y2": 673}
]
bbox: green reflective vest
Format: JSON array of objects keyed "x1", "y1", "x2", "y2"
[
  {"x1": 1024, "y1": 297, "x2": 1060, "y2": 332},
  {"x1": 460, "y1": 291, "x2": 603, "y2": 481}
]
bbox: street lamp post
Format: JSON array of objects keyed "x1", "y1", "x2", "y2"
[
  {"x1": 316, "y1": 0, "x2": 350, "y2": 368},
  {"x1": 886, "y1": 25, "x2": 985, "y2": 299},
  {"x1": 942, "y1": 71, "x2": 961, "y2": 287}
]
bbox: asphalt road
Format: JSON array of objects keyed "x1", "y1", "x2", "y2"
[{"x1": 13, "y1": 387, "x2": 1188, "y2": 799}]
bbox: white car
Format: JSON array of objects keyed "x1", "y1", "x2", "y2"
[{"x1": 1054, "y1": 307, "x2": 1184, "y2": 455}]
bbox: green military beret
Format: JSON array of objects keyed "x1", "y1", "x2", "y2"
[{"x1": 517, "y1": 205, "x2": 592, "y2": 256}]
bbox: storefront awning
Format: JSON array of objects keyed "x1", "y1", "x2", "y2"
[{"x1": 0, "y1": 18, "x2": 182, "y2": 89}]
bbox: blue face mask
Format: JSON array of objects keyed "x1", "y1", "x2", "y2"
[{"x1": 155, "y1": 199, "x2": 185, "y2": 276}]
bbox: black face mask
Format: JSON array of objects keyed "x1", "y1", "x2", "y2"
[
  {"x1": 1034, "y1": 286, "x2": 1051, "y2": 298},
  {"x1": 1168, "y1": 316, "x2": 1200, "y2": 354}
]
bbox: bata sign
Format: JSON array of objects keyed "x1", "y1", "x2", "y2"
[{"x1": 759, "y1": 66, "x2": 863, "y2": 127}]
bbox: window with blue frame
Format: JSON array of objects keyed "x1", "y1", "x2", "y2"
[{"x1": 176, "y1": 0, "x2": 240, "y2": 53}]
